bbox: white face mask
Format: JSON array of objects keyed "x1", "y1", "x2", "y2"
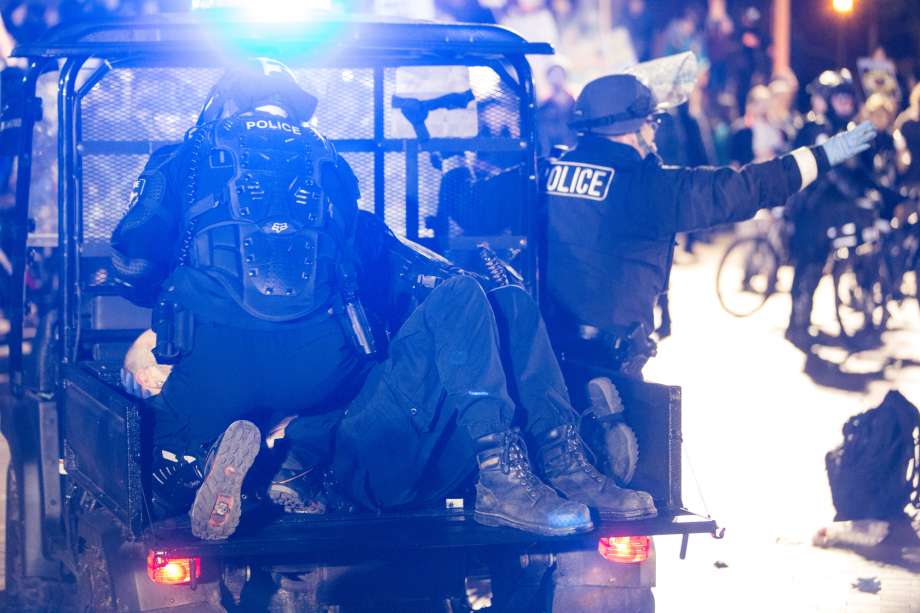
[{"x1": 636, "y1": 122, "x2": 660, "y2": 160}]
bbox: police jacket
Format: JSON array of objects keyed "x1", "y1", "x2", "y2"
[
  {"x1": 544, "y1": 134, "x2": 830, "y2": 338},
  {"x1": 111, "y1": 110, "x2": 361, "y2": 329}
]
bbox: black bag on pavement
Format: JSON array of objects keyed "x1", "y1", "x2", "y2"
[{"x1": 825, "y1": 390, "x2": 920, "y2": 521}]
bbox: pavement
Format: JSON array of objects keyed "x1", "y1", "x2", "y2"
[
  {"x1": 0, "y1": 229, "x2": 918, "y2": 610},
  {"x1": 648, "y1": 231, "x2": 920, "y2": 613}
]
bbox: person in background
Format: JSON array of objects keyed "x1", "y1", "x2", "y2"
[
  {"x1": 895, "y1": 83, "x2": 920, "y2": 192},
  {"x1": 730, "y1": 85, "x2": 783, "y2": 166},
  {"x1": 499, "y1": 0, "x2": 559, "y2": 100},
  {"x1": 733, "y1": 5, "x2": 770, "y2": 115},
  {"x1": 860, "y1": 93, "x2": 899, "y2": 189},
  {"x1": 768, "y1": 72, "x2": 801, "y2": 147},
  {"x1": 622, "y1": 0, "x2": 654, "y2": 62},
  {"x1": 659, "y1": 3, "x2": 705, "y2": 60},
  {"x1": 704, "y1": 3, "x2": 735, "y2": 98},
  {"x1": 536, "y1": 63, "x2": 576, "y2": 156},
  {"x1": 785, "y1": 69, "x2": 880, "y2": 350}
]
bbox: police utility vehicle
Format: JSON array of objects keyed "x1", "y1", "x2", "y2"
[{"x1": 0, "y1": 13, "x2": 716, "y2": 612}]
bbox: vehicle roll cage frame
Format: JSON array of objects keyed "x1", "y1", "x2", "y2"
[{"x1": 7, "y1": 14, "x2": 552, "y2": 395}]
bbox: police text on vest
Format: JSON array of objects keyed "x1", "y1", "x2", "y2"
[
  {"x1": 244, "y1": 119, "x2": 303, "y2": 135},
  {"x1": 545, "y1": 162, "x2": 614, "y2": 201}
]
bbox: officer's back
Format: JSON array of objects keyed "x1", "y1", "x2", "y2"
[{"x1": 542, "y1": 72, "x2": 877, "y2": 373}]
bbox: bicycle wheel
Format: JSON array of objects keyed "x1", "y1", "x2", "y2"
[
  {"x1": 716, "y1": 237, "x2": 779, "y2": 317},
  {"x1": 832, "y1": 252, "x2": 891, "y2": 338}
]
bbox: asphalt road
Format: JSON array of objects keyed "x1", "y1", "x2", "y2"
[{"x1": 649, "y1": 232, "x2": 920, "y2": 613}]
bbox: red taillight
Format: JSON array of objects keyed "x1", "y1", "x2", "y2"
[
  {"x1": 598, "y1": 536, "x2": 651, "y2": 563},
  {"x1": 146, "y1": 551, "x2": 201, "y2": 585}
]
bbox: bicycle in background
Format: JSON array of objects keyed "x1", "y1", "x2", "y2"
[{"x1": 715, "y1": 207, "x2": 791, "y2": 317}]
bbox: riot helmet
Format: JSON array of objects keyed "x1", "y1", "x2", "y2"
[
  {"x1": 806, "y1": 69, "x2": 854, "y2": 100},
  {"x1": 197, "y1": 58, "x2": 318, "y2": 126},
  {"x1": 569, "y1": 74, "x2": 656, "y2": 136},
  {"x1": 807, "y1": 69, "x2": 857, "y2": 126}
]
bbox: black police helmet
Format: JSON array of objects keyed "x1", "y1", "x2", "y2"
[
  {"x1": 197, "y1": 58, "x2": 318, "y2": 126},
  {"x1": 806, "y1": 68, "x2": 855, "y2": 101},
  {"x1": 570, "y1": 74, "x2": 655, "y2": 136}
]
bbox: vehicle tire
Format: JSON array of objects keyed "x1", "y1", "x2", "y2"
[
  {"x1": 832, "y1": 254, "x2": 890, "y2": 339},
  {"x1": 4, "y1": 466, "x2": 73, "y2": 612},
  {"x1": 716, "y1": 237, "x2": 779, "y2": 317}
]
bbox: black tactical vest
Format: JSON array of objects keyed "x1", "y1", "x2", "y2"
[{"x1": 181, "y1": 112, "x2": 338, "y2": 322}]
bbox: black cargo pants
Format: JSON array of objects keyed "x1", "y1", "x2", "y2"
[
  {"x1": 147, "y1": 314, "x2": 370, "y2": 466},
  {"x1": 331, "y1": 276, "x2": 578, "y2": 511}
]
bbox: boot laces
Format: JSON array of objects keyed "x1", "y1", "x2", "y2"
[
  {"x1": 500, "y1": 431, "x2": 543, "y2": 497},
  {"x1": 152, "y1": 454, "x2": 204, "y2": 487},
  {"x1": 563, "y1": 424, "x2": 606, "y2": 485}
]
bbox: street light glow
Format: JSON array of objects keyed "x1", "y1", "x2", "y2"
[{"x1": 832, "y1": 0, "x2": 854, "y2": 14}]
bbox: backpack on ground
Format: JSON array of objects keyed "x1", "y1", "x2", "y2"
[{"x1": 825, "y1": 390, "x2": 920, "y2": 521}]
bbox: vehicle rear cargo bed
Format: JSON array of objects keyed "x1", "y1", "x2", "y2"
[{"x1": 146, "y1": 507, "x2": 717, "y2": 560}]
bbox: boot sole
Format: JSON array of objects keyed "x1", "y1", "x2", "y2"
[
  {"x1": 588, "y1": 377, "x2": 624, "y2": 418},
  {"x1": 190, "y1": 420, "x2": 261, "y2": 540},
  {"x1": 473, "y1": 510, "x2": 594, "y2": 536},
  {"x1": 604, "y1": 422, "x2": 639, "y2": 485},
  {"x1": 598, "y1": 507, "x2": 658, "y2": 521}
]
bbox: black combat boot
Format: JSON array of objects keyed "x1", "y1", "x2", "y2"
[
  {"x1": 474, "y1": 430, "x2": 594, "y2": 536},
  {"x1": 587, "y1": 376, "x2": 639, "y2": 485},
  {"x1": 150, "y1": 450, "x2": 206, "y2": 520},
  {"x1": 189, "y1": 420, "x2": 262, "y2": 540},
  {"x1": 538, "y1": 423, "x2": 657, "y2": 520},
  {"x1": 268, "y1": 453, "x2": 327, "y2": 515}
]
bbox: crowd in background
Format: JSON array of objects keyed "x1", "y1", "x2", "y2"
[{"x1": 1, "y1": 0, "x2": 920, "y2": 199}]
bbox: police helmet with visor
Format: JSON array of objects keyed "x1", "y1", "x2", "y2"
[
  {"x1": 197, "y1": 58, "x2": 318, "y2": 126},
  {"x1": 806, "y1": 68, "x2": 856, "y2": 102},
  {"x1": 569, "y1": 74, "x2": 658, "y2": 137}
]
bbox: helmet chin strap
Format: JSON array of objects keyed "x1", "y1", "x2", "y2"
[{"x1": 635, "y1": 128, "x2": 661, "y2": 162}]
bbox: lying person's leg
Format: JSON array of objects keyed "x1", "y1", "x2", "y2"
[
  {"x1": 334, "y1": 275, "x2": 593, "y2": 535},
  {"x1": 487, "y1": 285, "x2": 657, "y2": 520}
]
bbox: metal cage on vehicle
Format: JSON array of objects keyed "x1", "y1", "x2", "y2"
[{"x1": 1, "y1": 14, "x2": 716, "y2": 611}]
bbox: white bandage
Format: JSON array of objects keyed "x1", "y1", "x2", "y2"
[{"x1": 791, "y1": 147, "x2": 819, "y2": 190}]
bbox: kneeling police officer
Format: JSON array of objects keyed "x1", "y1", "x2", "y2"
[
  {"x1": 113, "y1": 58, "x2": 657, "y2": 541},
  {"x1": 543, "y1": 72, "x2": 877, "y2": 375}
]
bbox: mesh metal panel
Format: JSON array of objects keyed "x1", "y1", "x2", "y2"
[
  {"x1": 82, "y1": 154, "x2": 149, "y2": 244},
  {"x1": 80, "y1": 67, "x2": 375, "y2": 143},
  {"x1": 305, "y1": 68, "x2": 374, "y2": 140},
  {"x1": 75, "y1": 63, "x2": 528, "y2": 275},
  {"x1": 384, "y1": 152, "x2": 407, "y2": 237},
  {"x1": 82, "y1": 67, "x2": 219, "y2": 142},
  {"x1": 339, "y1": 152, "x2": 374, "y2": 214}
]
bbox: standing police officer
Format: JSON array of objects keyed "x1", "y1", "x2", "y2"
[
  {"x1": 542, "y1": 73, "x2": 877, "y2": 374},
  {"x1": 785, "y1": 70, "x2": 902, "y2": 350}
]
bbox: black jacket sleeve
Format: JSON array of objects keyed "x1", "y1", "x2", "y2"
[
  {"x1": 644, "y1": 146, "x2": 830, "y2": 237},
  {"x1": 321, "y1": 152, "x2": 361, "y2": 238},
  {"x1": 110, "y1": 144, "x2": 183, "y2": 306}
]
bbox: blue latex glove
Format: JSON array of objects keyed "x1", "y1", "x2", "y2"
[
  {"x1": 121, "y1": 367, "x2": 153, "y2": 399},
  {"x1": 821, "y1": 121, "x2": 877, "y2": 166}
]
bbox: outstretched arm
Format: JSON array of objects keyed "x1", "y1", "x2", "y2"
[{"x1": 646, "y1": 122, "x2": 877, "y2": 237}]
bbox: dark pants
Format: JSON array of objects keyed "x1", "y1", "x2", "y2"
[
  {"x1": 148, "y1": 314, "x2": 369, "y2": 466},
  {"x1": 788, "y1": 259, "x2": 825, "y2": 334},
  {"x1": 332, "y1": 276, "x2": 577, "y2": 510}
]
